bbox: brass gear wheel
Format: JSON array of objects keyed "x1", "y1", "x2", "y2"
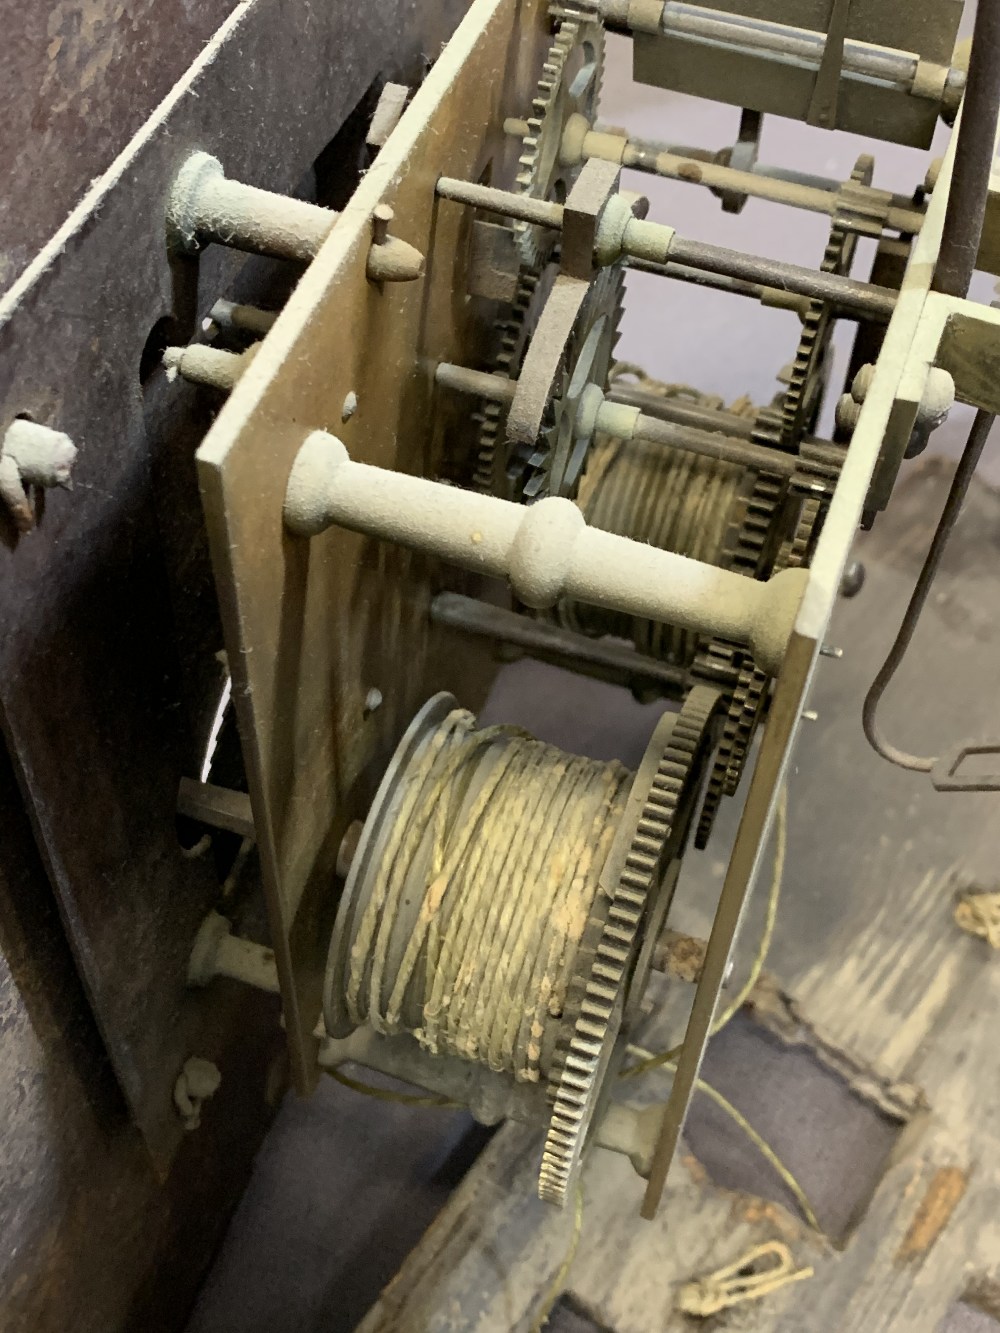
[
  {"x1": 538, "y1": 685, "x2": 721, "y2": 1206},
  {"x1": 513, "y1": 10, "x2": 605, "y2": 270},
  {"x1": 509, "y1": 262, "x2": 626, "y2": 500},
  {"x1": 471, "y1": 262, "x2": 554, "y2": 497},
  {"x1": 694, "y1": 497, "x2": 823, "y2": 849},
  {"x1": 776, "y1": 155, "x2": 874, "y2": 447},
  {"x1": 688, "y1": 165, "x2": 873, "y2": 819}
]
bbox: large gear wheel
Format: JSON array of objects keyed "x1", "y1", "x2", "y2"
[
  {"x1": 688, "y1": 167, "x2": 872, "y2": 817},
  {"x1": 513, "y1": 10, "x2": 605, "y2": 269},
  {"x1": 509, "y1": 262, "x2": 626, "y2": 500},
  {"x1": 694, "y1": 497, "x2": 823, "y2": 849},
  {"x1": 471, "y1": 262, "x2": 554, "y2": 496},
  {"x1": 777, "y1": 155, "x2": 874, "y2": 447},
  {"x1": 538, "y1": 685, "x2": 722, "y2": 1206}
]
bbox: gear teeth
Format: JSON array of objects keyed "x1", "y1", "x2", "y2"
[
  {"x1": 512, "y1": 14, "x2": 605, "y2": 271},
  {"x1": 520, "y1": 262, "x2": 625, "y2": 501},
  {"x1": 694, "y1": 496, "x2": 825, "y2": 849},
  {"x1": 471, "y1": 264, "x2": 549, "y2": 496},
  {"x1": 780, "y1": 154, "x2": 873, "y2": 446},
  {"x1": 538, "y1": 687, "x2": 721, "y2": 1207}
]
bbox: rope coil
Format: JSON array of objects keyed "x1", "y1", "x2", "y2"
[
  {"x1": 343, "y1": 706, "x2": 631, "y2": 1084},
  {"x1": 557, "y1": 367, "x2": 755, "y2": 667},
  {"x1": 559, "y1": 432, "x2": 747, "y2": 665}
]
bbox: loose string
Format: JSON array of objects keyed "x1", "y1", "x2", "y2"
[
  {"x1": 676, "y1": 1240, "x2": 814, "y2": 1317},
  {"x1": 620, "y1": 783, "x2": 788, "y2": 1081},
  {"x1": 331, "y1": 777, "x2": 818, "y2": 1329},
  {"x1": 530, "y1": 1182, "x2": 585, "y2": 1333}
]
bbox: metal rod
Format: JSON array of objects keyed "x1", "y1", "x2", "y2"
[
  {"x1": 632, "y1": 254, "x2": 874, "y2": 321},
  {"x1": 608, "y1": 384, "x2": 756, "y2": 438},
  {"x1": 207, "y1": 299, "x2": 278, "y2": 337},
  {"x1": 615, "y1": 137, "x2": 924, "y2": 235},
  {"x1": 429, "y1": 592, "x2": 697, "y2": 693},
  {"x1": 752, "y1": 162, "x2": 852, "y2": 195},
  {"x1": 435, "y1": 361, "x2": 516, "y2": 403},
  {"x1": 435, "y1": 176, "x2": 563, "y2": 227},
  {"x1": 661, "y1": 2, "x2": 920, "y2": 88},
  {"x1": 437, "y1": 176, "x2": 898, "y2": 322},
  {"x1": 608, "y1": 386, "x2": 842, "y2": 477},
  {"x1": 596, "y1": 124, "x2": 916, "y2": 205},
  {"x1": 625, "y1": 413, "x2": 797, "y2": 475},
  {"x1": 666, "y1": 236, "x2": 898, "y2": 322},
  {"x1": 628, "y1": 256, "x2": 808, "y2": 313},
  {"x1": 934, "y1": 0, "x2": 1000, "y2": 298}
]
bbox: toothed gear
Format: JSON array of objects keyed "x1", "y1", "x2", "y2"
[
  {"x1": 779, "y1": 156, "x2": 874, "y2": 447},
  {"x1": 472, "y1": 263, "x2": 554, "y2": 496},
  {"x1": 694, "y1": 498, "x2": 824, "y2": 849},
  {"x1": 512, "y1": 262, "x2": 625, "y2": 501},
  {"x1": 538, "y1": 686, "x2": 721, "y2": 1206},
  {"x1": 513, "y1": 11, "x2": 605, "y2": 270},
  {"x1": 722, "y1": 466, "x2": 785, "y2": 579},
  {"x1": 720, "y1": 498, "x2": 821, "y2": 797},
  {"x1": 691, "y1": 165, "x2": 878, "y2": 843},
  {"x1": 688, "y1": 428, "x2": 788, "y2": 835}
]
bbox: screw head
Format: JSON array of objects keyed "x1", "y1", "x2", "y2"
[{"x1": 839, "y1": 560, "x2": 866, "y2": 599}]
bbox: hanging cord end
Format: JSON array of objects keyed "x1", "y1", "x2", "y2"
[{"x1": 676, "y1": 1241, "x2": 814, "y2": 1318}]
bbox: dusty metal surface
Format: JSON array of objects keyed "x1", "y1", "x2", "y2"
[
  {"x1": 0, "y1": 0, "x2": 465, "y2": 1166},
  {"x1": 630, "y1": 0, "x2": 963, "y2": 148},
  {"x1": 191, "y1": 0, "x2": 992, "y2": 1216},
  {"x1": 195, "y1": 0, "x2": 555, "y2": 1095},
  {"x1": 691, "y1": 0, "x2": 964, "y2": 60},
  {"x1": 0, "y1": 0, "x2": 242, "y2": 290},
  {"x1": 0, "y1": 726, "x2": 283, "y2": 1333}
]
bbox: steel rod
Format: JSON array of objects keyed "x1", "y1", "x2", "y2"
[
  {"x1": 207, "y1": 299, "x2": 278, "y2": 337},
  {"x1": 429, "y1": 592, "x2": 697, "y2": 693},
  {"x1": 607, "y1": 387, "x2": 842, "y2": 478},
  {"x1": 626, "y1": 412, "x2": 797, "y2": 475},
  {"x1": 631, "y1": 255, "x2": 877, "y2": 321},
  {"x1": 614, "y1": 137, "x2": 924, "y2": 235},
  {"x1": 933, "y1": 0, "x2": 1000, "y2": 298},
  {"x1": 435, "y1": 176, "x2": 563, "y2": 227},
  {"x1": 662, "y1": 2, "x2": 918, "y2": 88},
  {"x1": 596, "y1": 124, "x2": 917, "y2": 204},
  {"x1": 628, "y1": 256, "x2": 808, "y2": 313},
  {"x1": 437, "y1": 177, "x2": 898, "y2": 322},
  {"x1": 665, "y1": 236, "x2": 897, "y2": 322},
  {"x1": 608, "y1": 384, "x2": 756, "y2": 438},
  {"x1": 435, "y1": 361, "x2": 516, "y2": 403}
]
